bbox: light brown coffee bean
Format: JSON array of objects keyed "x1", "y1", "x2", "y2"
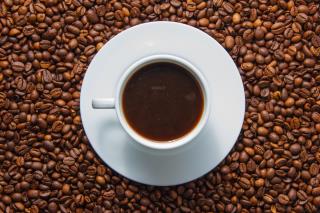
[
  {"x1": 232, "y1": 13, "x2": 241, "y2": 24},
  {"x1": 225, "y1": 36, "x2": 235, "y2": 49},
  {"x1": 199, "y1": 18, "x2": 209, "y2": 27},
  {"x1": 96, "y1": 176, "x2": 106, "y2": 185}
]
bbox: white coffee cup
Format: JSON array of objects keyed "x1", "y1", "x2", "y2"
[{"x1": 92, "y1": 54, "x2": 210, "y2": 150}]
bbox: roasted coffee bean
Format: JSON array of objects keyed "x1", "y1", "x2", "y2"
[
  {"x1": 314, "y1": 197, "x2": 320, "y2": 207},
  {"x1": 27, "y1": 189, "x2": 39, "y2": 199},
  {"x1": 296, "y1": 13, "x2": 308, "y2": 24},
  {"x1": 278, "y1": 194, "x2": 290, "y2": 205},
  {"x1": 310, "y1": 163, "x2": 320, "y2": 176},
  {"x1": 225, "y1": 36, "x2": 235, "y2": 49},
  {"x1": 23, "y1": 25, "x2": 35, "y2": 36},
  {"x1": 67, "y1": 25, "x2": 80, "y2": 35},
  {"x1": 84, "y1": 45, "x2": 96, "y2": 56},
  {"x1": 96, "y1": 176, "x2": 106, "y2": 185},
  {"x1": 290, "y1": 143, "x2": 301, "y2": 155},
  {"x1": 297, "y1": 190, "x2": 308, "y2": 201},
  {"x1": 239, "y1": 177, "x2": 251, "y2": 189},
  {"x1": 63, "y1": 157, "x2": 75, "y2": 166},
  {"x1": 288, "y1": 188, "x2": 297, "y2": 201},
  {"x1": 13, "y1": 202, "x2": 25, "y2": 211},
  {"x1": 263, "y1": 194, "x2": 274, "y2": 204},
  {"x1": 86, "y1": 9, "x2": 99, "y2": 24},
  {"x1": 12, "y1": 61, "x2": 25, "y2": 72}
]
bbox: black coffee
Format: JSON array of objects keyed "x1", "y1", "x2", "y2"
[{"x1": 122, "y1": 62, "x2": 204, "y2": 142}]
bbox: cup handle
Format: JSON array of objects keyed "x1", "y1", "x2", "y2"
[{"x1": 92, "y1": 98, "x2": 115, "y2": 109}]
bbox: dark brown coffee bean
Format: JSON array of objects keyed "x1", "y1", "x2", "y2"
[
  {"x1": 39, "y1": 40, "x2": 51, "y2": 50},
  {"x1": 2, "y1": 195, "x2": 11, "y2": 205},
  {"x1": 271, "y1": 22, "x2": 286, "y2": 34},
  {"x1": 304, "y1": 58, "x2": 316, "y2": 67},
  {"x1": 140, "y1": 197, "x2": 151, "y2": 207},
  {"x1": 12, "y1": 61, "x2": 25, "y2": 72},
  {"x1": 290, "y1": 143, "x2": 301, "y2": 155},
  {"x1": 11, "y1": 193, "x2": 23, "y2": 201},
  {"x1": 16, "y1": 76, "x2": 27, "y2": 91},
  {"x1": 239, "y1": 177, "x2": 251, "y2": 189},
  {"x1": 48, "y1": 202, "x2": 58, "y2": 213},
  {"x1": 263, "y1": 194, "x2": 274, "y2": 204},
  {"x1": 37, "y1": 118, "x2": 47, "y2": 129},
  {"x1": 278, "y1": 194, "x2": 290, "y2": 205},
  {"x1": 314, "y1": 197, "x2": 320, "y2": 207},
  {"x1": 34, "y1": 3, "x2": 46, "y2": 13},
  {"x1": 31, "y1": 162, "x2": 43, "y2": 170},
  {"x1": 63, "y1": 157, "x2": 75, "y2": 166},
  {"x1": 27, "y1": 189, "x2": 39, "y2": 199},
  {"x1": 243, "y1": 29, "x2": 254, "y2": 41},
  {"x1": 301, "y1": 170, "x2": 311, "y2": 181},
  {"x1": 288, "y1": 188, "x2": 297, "y2": 201},
  {"x1": 254, "y1": 27, "x2": 265, "y2": 40},
  {"x1": 220, "y1": 165, "x2": 230, "y2": 174},
  {"x1": 86, "y1": 9, "x2": 99, "y2": 24},
  {"x1": 312, "y1": 112, "x2": 320, "y2": 123},
  {"x1": 42, "y1": 70, "x2": 52, "y2": 83},
  {"x1": 296, "y1": 13, "x2": 308, "y2": 24},
  {"x1": 239, "y1": 151, "x2": 249, "y2": 162},
  {"x1": 96, "y1": 165, "x2": 106, "y2": 176},
  {"x1": 23, "y1": 25, "x2": 35, "y2": 36},
  {"x1": 297, "y1": 190, "x2": 308, "y2": 201},
  {"x1": 311, "y1": 35, "x2": 320, "y2": 47},
  {"x1": 313, "y1": 187, "x2": 320, "y2": 196},
  {"x1": 52, "y1": 181, "x2": 62, "y2": 190},
  {"x1": 52, "y1": 121, "x2": 64, "y2": 132},
  {"x1": 68, "y1": 39, "x2": 78, "y2": 49},
  {"x1": 310, "y1": 163, "x2": 319, "y2": 176},
  {"x1": 14, "y1": 202, "x2": 25, "y2": 211},
  {"x1": 84, "y1": 45, "x2": 96, "y2": 56},
  {"x1": 247, "y1": 159, "x2": 256, "y2": 172},
  {"x1": 50, "y1": 88, "x2": 62, "y2": 99},
  {"x1": 67, "y1": 25, "x2": 80, "y2": 35}
]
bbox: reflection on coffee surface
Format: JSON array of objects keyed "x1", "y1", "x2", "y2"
[{"x1": 122, "y1": 62, "x2": 204, "y2": 142}]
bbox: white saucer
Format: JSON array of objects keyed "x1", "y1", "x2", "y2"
[{"x1": 80, "y1": 22, "x2": 245, "y2": 186}]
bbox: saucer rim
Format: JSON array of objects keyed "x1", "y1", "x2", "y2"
[{"x1": 80, "y1": 21, "x2": 245, "y2": 186}]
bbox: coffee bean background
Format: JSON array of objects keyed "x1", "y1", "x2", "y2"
[{"x1": 0, "y1": 0, "x2": 320, "y2": 212}]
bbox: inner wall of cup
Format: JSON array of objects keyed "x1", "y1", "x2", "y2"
[{"x1": 118, "y1": 56, "x2": 208, "y2": 143}]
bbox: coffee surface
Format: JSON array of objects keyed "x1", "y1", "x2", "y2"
[{"x1": 122, "y1": 62, "x2": 204, "y2": 142}]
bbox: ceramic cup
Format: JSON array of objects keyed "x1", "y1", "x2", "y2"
[{"x1": 92, "y1": 54, "x2": 210, "y2": 150}]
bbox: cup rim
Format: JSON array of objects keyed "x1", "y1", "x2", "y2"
[{"x1": 114, "y1": 54, "x2": 210, "y2": 150}]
